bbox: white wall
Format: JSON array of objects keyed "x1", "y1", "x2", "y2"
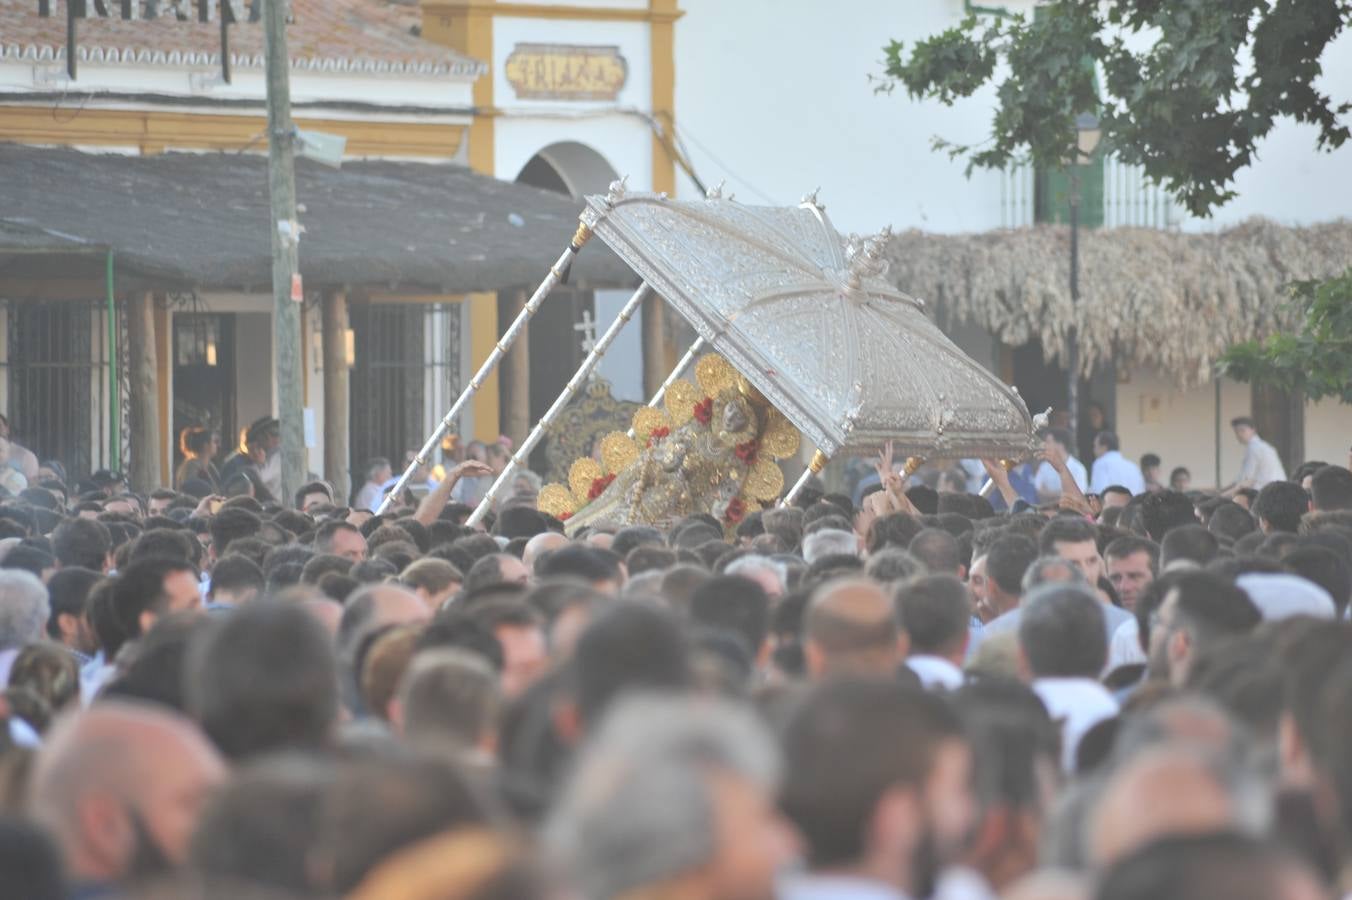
[
  {"x1": 675, "y1": 1, "x2": 1352, "y2": 235},
  {"x1": 1307, "y1": 399, "x2": 1352, "y2": 471}
]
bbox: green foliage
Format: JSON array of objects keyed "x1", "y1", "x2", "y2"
[
  {"x1": 1218, "y1": 268, "x2": 1352, "y2": 403},
  {"x1": 878, "y1": 0, "x2": 1352, "y2": 217}
]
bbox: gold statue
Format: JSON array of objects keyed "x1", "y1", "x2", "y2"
[{"x1": 538, "y1": 354, "x2": 800, "y2": 534}]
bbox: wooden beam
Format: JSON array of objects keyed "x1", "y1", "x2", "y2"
[
  {"x1": 467, "y1": 292, "x2": 500, "y2": 441},
  {"x1": 499, "y1": 289, "x2": 530, "y2": 448},
  {"x1": 641, "y1": 290, "x2": 667, "y2": 399},
  {"x1": 321, "y1": 289, "x2": 351, "y2": 500},
  {"x1": 127, "y1": 293, "x2": 162, "y2": 492}
]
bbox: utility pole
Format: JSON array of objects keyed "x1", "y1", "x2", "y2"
[{"x1": 263, "y1": 0, "x2": 306, "y2": 507}]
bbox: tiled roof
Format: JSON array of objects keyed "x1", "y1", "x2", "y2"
[{"x1": 0, "y1": 0, "x2": 485, "y2": 77}]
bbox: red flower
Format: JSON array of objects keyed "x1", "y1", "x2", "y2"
[
  {"x1": 734, "y1": 440, "x2": 759, "y2": 465},
  {"x1": 724, "y1": 497, "x2": 746, "y2": 524},
  {"x1": 645, "y1": 426, "x2": 671, "y2": 449},
  {"x1": 588, "y1": 473, "x2": 616, "y2": 500},
  {"x1": 693, "y1": 397, "x2": 713, "y2": 425},
  {"x1": 559, "y1": 512, "x2": 573, "y2": 521}
]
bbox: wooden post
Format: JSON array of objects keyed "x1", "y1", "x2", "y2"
[
  {"x1": 499, "y1": 289, "x2": 530, "y2": 448},
  {"x1": 321, "y1": 289, "x2": 350, "y2": 499},
  {"x1": 641, "y1": 291, "x2": 667, "y2": 399},
  {"x1": 263, "y1": 0, "x2": 306, "y2": 507},
  {"x1": 127, "y1": 293, "x2": 161, "y2": 492}
]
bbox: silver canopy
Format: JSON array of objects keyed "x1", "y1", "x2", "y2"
[{"x1": 581, "y1": 186, "x2": 1037, "y2": 459}]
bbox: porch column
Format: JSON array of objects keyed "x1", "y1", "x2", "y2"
[
  {"x1": 321, "y1": 289, "x2": 351, "y2": 500},
  {"x1": 127, "y1": 292, "x2": 162, "y2": 492},
  {"x1": 499, "y1": 289, "x2": 531, "y2": 448},
  {"x1": 642, "y1": 291, "x2": 668, "y2": 399}
]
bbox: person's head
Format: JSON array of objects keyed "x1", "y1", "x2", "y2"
[
  {"x1": 803, "y1": 579, "x2": 904, "y2": 679},
  {"x1": 983, "y1": 534, "x2": 1040, "y2": 620},
  {"x1": 1230, "y1": 416, "x2": 1257, "y2": 444},
  {"x1": 1104, "y1": 536, "x2": 1159, "y2": 611},
  {"x1": 864, "y1": 547, "x2": 925, "y2": 586},
  {"x1": 1038, "y1": 518, "x2": 1103, "y2": 587},
  {"x1": 1253, "y1": 481, "x2": 1310, "y2": 534},
  {"x1": 1169, "y1": 468, "x2": 1192, "y2": 493},
  {"x1": 468, "y1": 600, "x2": 547, "y2": 699},
  {"x1": 314, "y1": 520, "x2": 367, "y2": 564},
  {"x1": 188, "y1": 753, "x2": 336, "y2": 895},
  {"x1": 294, "y1": 481, "x2": 333, "y2": 513},
  {"x1": 52, "y1": 518, "x2": 112, "y2": 572},
  {"x1": 573, "y1": 603, "x2": 693, "y2": 730},
  {"x1": 1208, "y1": 501, "x2": 1258, "y2": 543},
  {"x1": 1309, "y1": 465, "x2": 1352, "y2": 512},
  {"x1": 363, "y1": 457, "x2": 392, "y2": 487},
  {"x1": 179, "y1": 426, "x2": 216, "y2": 461},
  {"x1": 1148, "y1": 571, "x2": 1262, "y2": 686},
  {"x1": 802, "y1": 528, "x2": 857, "y2": 564},
  {"x1": 547, "y1": 694, "x2": 788, "y2": 900},
  {"x1": 1093, "y1": 431, "x2": 1120, "y2": 459},
  {"x1": 8, "y1": 641, "x2": 80, "y2": 730},
  {"x1": 780, "y1": 679, "x2": 972, "y2": 897},
  {"x1": 0, "y1": 568, "x2": 46, "y2": 655},
  {"x1": 464, "y1": 553, "x2": 531, "y2": 595},
  {"x1": 523, "y1": 531, "x2": 570, "y2": 573},
  {"x1": 908, "y1": 528, "x2": 964, "y2": 578},
  {"x1": 207, "y1": 508, "x2": 262, "y2": 561},
  {"x1": 1097, "y1": 832, "x2": 1323, "y2": 900},
  {"x1": 1160, "y1": 524, "x2": 1221, "y2": 570},
  {"x1": 1140, "y1": 454, "x2": 1162, "y2": 485},
  {"x1": 1018, "y1": 582, "x2": 1106, "y2": 679},
  {"x1": 186, "y1": 600, "x2": 339, "y2": 760},
  {"x1": 895, "y1": 574, "x2": 970, "y2": 665},
  {"x1": 29, "y1": 702, "x2": 226, "y2": 884},
  {"x1": 950, "y1": 679, "x2": 1061, "y2": 891},
  {"x1": 722, "y1": 555, "x2": 786, "y2": 601},
  {"x1": 111, "y1": 557, "x2": 201, "y2": 642},
  {"x1": 399, "y1": 558, "x2": 462, "y2": 611},
  {"x1": 1042, "y1": 427, "x2": 1074, "y2": 458},
  {"x1": 45, "y1": 566, "x2": 101, "y2": 653},
  {"x1": 1139, "y1": 491, "x2": 1198, "y2": 542},
  {"x1": 536, "y1": 544, "x2": 623, "y2": 594},
  {"x1": 690, "y1": 575, "x2": 771, "y2": 664},
  {"x1": 1283, "y1": 545, "x2": 1352, "y2": 619},
  {"x1": 395, "y1": 648, "x2": 501, "y2": 753}
]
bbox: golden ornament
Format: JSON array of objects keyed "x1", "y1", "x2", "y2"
[
  {"x1": 664, "y1": 380, "x2": 700, "y2": 425},
  {"x1": 537, "y1": 483, "x2": 578, "y2": 519},
  {"x1": 599, "y1": 432, "x2": 640, "y2": 474},
  {"x1": 631, "y1": 406, "x2": 673, "y2": 443},
  {"x1": 695, "y1": 353, "x2": 737, "y2": 396},
  {"x1": 761, "y1": 410, "x2": 801, "y2": 459},
  {"x1": 744, "y1": 458, "x2": 785, "y2": 502},
  {"x1": 569, "y1": 458, "x2": 604, "y2": 504},
  {"x1": 735, "y1": 372, "x2": 768, "y2": 407}
]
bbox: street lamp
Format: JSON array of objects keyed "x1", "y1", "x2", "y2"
[{"x1": 1066, "y1": 112, "x2": 1102, "y2": 443}]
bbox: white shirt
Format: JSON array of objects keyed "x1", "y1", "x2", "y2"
[
  {"x1": 907, "y1": 655, "x2": 965, "y2": 691},
  {"x1": 1034, "y1": 457, "x2": 1088, "y2": 499},
  {"x1": 1090, "y1": 451, "x2": 1146, "y2": 495},
  {"x1": 1108, "y1": 617, "x2": 1148, "y2": 671},
  {"x1": 1033, "y1": 677, "x2": 1120, "y2": 772},
  {"x1": 780, "y1": 875, "x2": 906, "y2": 900},
  {"x1": 1237, "y1": 435, "x2": 1287, "y2": 489}
]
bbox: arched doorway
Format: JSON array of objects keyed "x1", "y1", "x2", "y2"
[
  {"x1": 508, "y1": 143, "x2": 642, "y2": 470},
  {"x1": 515, "y1": 141, "x2": 619, "y2": 199}
]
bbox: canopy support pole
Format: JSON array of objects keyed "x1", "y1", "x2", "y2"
[
  {"x1": 626, "y1": 336, "x2": 706, "y2": 437},
  {"x1": 467, "y1": 282, "x2": 654, "y2": 527},
  {"x1": 378, "y1": 222, "x2": 594, "y2": 514},
  {"x1": 782, "y1": 449, "x2": 830, "y2": 507}
]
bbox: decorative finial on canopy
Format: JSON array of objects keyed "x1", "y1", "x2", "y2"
[
  {"x1": 603, "y1": 176, "x2": 629, "y2": 208},
  {"x1": 844, "y1": 226, "x2": 893, "y2": 290},
  {"x1": 707, "y1": 180, "x2": 727, "y2": 200},
  {"x1": 800, "y1": 187, "x2": 822, "y2": 208}
]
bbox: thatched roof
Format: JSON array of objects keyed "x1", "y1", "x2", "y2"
[
  {"x1": 0, "y1": 143, "x2": 633, "y2": 293},
  {"x1": 885, "y1": 219, "x2": 1352, "y2": 385}
]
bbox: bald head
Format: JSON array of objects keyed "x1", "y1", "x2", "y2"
[
  {"x1": 338, "y1": 584, "x2": 431, "y2": 656},
  {"x1": 803, "y1": 579, "x2": 905, "y2": 678},
  {"x1": 1089, "y1": 748, "x2": 1252, "y2": 868},
  {"x1": 30, "y1": 703, "x2": 225, "y2": 882},
  {"x1": 524, "y1": 531, "x2": 569, "y2": 572}
]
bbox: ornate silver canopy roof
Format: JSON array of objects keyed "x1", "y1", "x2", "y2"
[{"x1": 581, "y1": 184, "x2": 1037, "y2": 459}]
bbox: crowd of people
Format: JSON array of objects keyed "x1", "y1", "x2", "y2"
[{"x1": 0, "y1": 409, "x2": 1349, "y2": 900}]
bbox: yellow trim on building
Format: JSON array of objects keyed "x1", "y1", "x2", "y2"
[
  {"x1": 424, "y1": 0, "x2": 682, "y2": 23},
  {"x1": 467, "y1": 292, "x2": 501, "y2": 442},
  {"x1": 0, "y1": 105, "x2": 466, "y2": 157}
]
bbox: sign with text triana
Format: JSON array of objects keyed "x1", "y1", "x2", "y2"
[
  {"x1": 504, "y1": 43, "x2": 628, "y2": 102},
  {"x1": 37, "y1": 0, "x2": 260, "y2": 22}
]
